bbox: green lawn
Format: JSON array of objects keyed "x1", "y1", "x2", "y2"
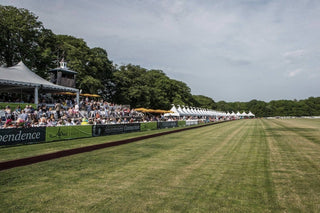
[
  {"x1": 1, "y1": 119, "x2": 320, "y2": 212},
  {"x1": 0, "y1": 125, "x2": 196, "y2": 162}
]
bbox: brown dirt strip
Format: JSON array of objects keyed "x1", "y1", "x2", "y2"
[{"x1": 0, "y1": 121, "x2": 231, "y2": 171}]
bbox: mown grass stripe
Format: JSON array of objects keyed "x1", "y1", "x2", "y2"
[
  {"x1": 0, "y1": 121, "x2": 230, "y2": 171},
  {"x1": 263, "y1": 119, "x2": 320, "y2": 212},
  {"x1": 1, "y1": 119, "x2": 320, "y2": 212}
]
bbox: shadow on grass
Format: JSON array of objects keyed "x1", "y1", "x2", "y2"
[{"x1": 265, "y1": 127, "x2": 319, "y2": 143}]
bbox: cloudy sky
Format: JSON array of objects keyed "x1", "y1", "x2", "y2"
[{"x1": 1, "y1": 0, "x2": 320, "y2": 102}]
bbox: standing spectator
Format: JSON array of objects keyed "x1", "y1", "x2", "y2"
[{"x1": 55, "y1": 101, "x2": 61, "y2": 118}]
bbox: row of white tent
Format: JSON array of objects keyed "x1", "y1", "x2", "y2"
[
  {"x1": 164, "y1": 105, "x2": 255, "y2": 118},
  {"x1": 227, "y1": 111, "x2": 255, "y2": 117}
]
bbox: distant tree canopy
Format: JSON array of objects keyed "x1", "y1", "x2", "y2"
[
  {"x1": 1, "y1": 5, "x2": 320, "y2": 116},
  {"x1": 216, "y1": 97, "x2": 320, "y2": 117}
]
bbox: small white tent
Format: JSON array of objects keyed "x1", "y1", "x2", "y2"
[
  {"x1": 241, "y1": 111, "x2": 248, "y2": 117},
  {"x1": 164, "y1": 105, "x2": 180, "y2": 117},
  {"x1": 248, "y1": 111, "x2": 255, "y2": 117}
]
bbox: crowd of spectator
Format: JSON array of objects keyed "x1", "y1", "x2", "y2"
[
  {"x1": 0, "y1": 96, "x2": 147, "y2": 128},
  {"x1": 0, "y1": 95, "x2": 196, "y2": 129},
  {"x1": 1, "y1": 90, "x2": 215, "y2": 129}
]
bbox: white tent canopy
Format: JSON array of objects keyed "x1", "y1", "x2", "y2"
[
  {"x1": 248, "y1": 111, "x2": 255, "y2": 117},
  {"x1": 164, "y1": 105, "x2": 227, "y2": 117},
  {"x1": 241, "y1": 111, "x2": 248, "y2": 117},
  {"x1": 0, "y1": 61, "x2": 79, "y2": 105},
  {"x1": 177, "y1": 105, "x2": 186, "y2": 116},
  {"x1": 164, "y1": 105, "x2": 180, "y2": 117}
]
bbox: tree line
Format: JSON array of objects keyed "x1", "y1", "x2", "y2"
[
  {"x1": 216, "y1": 97, "x2": 320, "y2": 117},
  {"x1": 1, "y1": 5, "x2": 319, "y2": 117}
]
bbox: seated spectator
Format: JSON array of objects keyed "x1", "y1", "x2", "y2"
[
  {"x1": 81, "y1": 118, "x2": 88, "y2": 125},
  {"x1": 65, "y1": 118, "x2": 73, "y2": 126},
  {"x1": 5, "y1": 105, "x2": 11, "y2": 119},
  {"x1": 56, "y1": 120, "x2": 64, "y2": 126},
  {"x1": 38, "y1": 116, "x2": 47, "y2": 127},
  {"x1": 19, "y1": 110, "x2": 28, "y2": 121},
  {"x1": 4, "y1": 118, "x2": 13, "y2": 128},
  {"x1": 46, "y1": 118, "x2": 54, "y2": 127},
  {"x1": 15, "y1": 118, "x2": 26, "y2": 128},
  {"x1": 15, "y1": 105, "x2": 22, "y2": 113},
  {"x1": 88, "y1": 118, "x2": 94, "y2": 125}
]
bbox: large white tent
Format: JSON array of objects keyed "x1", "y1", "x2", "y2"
[{"x1": 0, "y1": 61, "x2": 79, "y2": 105}]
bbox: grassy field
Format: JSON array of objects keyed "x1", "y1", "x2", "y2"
[
  {"x1": 0, "y1": 119, "x2": 320, "y2": 212},
  {"x1": 0, "y1": 125, "x2": 196, "y2": 162}
]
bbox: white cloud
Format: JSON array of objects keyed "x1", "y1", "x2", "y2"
[
  {"x1": 287, "y1": 69, "x2": 302, "y2": 78},
  {"x1": 283, "y1": 49, "x2": 306, "y2": 58}
]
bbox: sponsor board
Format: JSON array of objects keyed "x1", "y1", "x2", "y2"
[
  {"x1": 186, "y1": 120, "x2": 198, "y2": 126},
  {"x1": 92, "y1": 123, "x2": 140, "y2": 136},
  {"x1": 158, "y1": 121, "x2": 178, "y2": 129},
  {"x1": 0, "y1": 127, "x2": 46, "y2": 145},
  {"x1": 92, "y1": 124, "x2": 123, "y2": 136},
  {"x1": 123, "y1": 123, "x2": 140, "y2": 133}
]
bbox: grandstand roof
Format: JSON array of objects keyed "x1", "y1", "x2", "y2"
[{"x1": 0, "y1": 61, "x2": 78, "y2": 93}]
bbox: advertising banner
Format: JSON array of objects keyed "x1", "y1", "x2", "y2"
[
  {"x1": 186, "y1": 120, "x2": 198, "y2": 126},
  {"x1": 93, "y1": 124, "x2": 124, "y2": 136},
  {"x1": 46, "y1": 126, "x2": 92, "y2": 142},
  {"x1": 0, "y1": 127, "x2": 46, "y2": 145},
  {"x1": 158, "y1": 121, "x2": 178, "y2": 129},
  {"x1": 123, "y1": 123, "x2": 140, "y2": 133},
  {"x1": 93, "y1": 123, "x2": 141, "y2": 136}
]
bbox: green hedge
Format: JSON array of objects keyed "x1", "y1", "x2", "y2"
[
  {"x1": 0, "y1": 103, "x2": 37, "y2": 110},
  {"x1": 178, "y1": 120, "x2": 186, "y2": 127},
  {"x1": 140, "y1": 122, "x2": 158, "y2": 131}
]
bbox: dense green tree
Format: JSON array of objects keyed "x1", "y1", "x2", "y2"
[
  {"x1": 144, "y1": 70, "x2": 172, "y2": 109},
  {"x1": 87, "y1": 47, "x2": 115, "y2": 99},
  {"x1": 112, "y1": 64, "x2": 197, "y2": 109},
  {"x1": 0, "y1": 5, "x2": 56, "y2": 77},
  {"x1": 302, "y1": 97, "x2": 320, "y2": 115},
  {"x1": 170, "y1": 80, "x2": 196, "y2": 107},
  {"x1": 247, "y1": 99, "x2": 269, "y2": 117},
  {"x1": 216, "y1": 101, "x2": 229, "y2": 112},
  {"x1": 112, "y1": 64, "x2": 148, "y2": 106},
  {"x1": 193, "y1": 95, "x2": 216, "y2": 109},
  {"x1": 34, "y1": 28, "x2": 57, "y2": 77}
]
